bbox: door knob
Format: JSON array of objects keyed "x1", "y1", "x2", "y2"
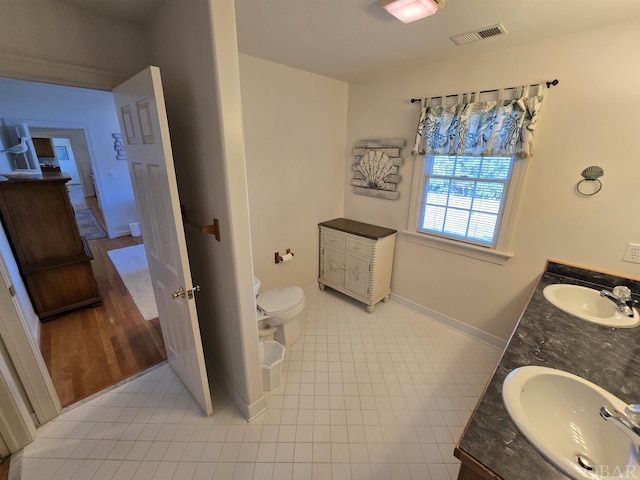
[
  {"x1": 172, "y1": 285, "x2": 200, "y2": 300},
  {"x1": 172, "y1": 287, "x2": 186, "y2": 299}
]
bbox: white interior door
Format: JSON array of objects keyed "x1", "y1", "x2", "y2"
[
  {"x1": 51, "y1": 138, "x2": 81, "y2": 185},
  {"x1": 113, "y1": 66, "x2": 213, "y2": 416}
]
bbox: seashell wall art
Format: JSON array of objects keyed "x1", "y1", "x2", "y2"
[{"x1": 351, "y1": 139, "x2": 405, "y2": 200}]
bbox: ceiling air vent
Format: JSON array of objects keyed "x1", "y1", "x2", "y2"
[{"x1": 450, "y1": 23, "x2": 507, "y2": 46}]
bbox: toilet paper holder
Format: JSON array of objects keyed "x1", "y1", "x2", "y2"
[{"x1": 275, "y1": 249, "x2": 294, "y2": 264}]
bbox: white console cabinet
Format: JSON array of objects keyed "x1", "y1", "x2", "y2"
[{"x1": 318, "y1": 218, "x2": 396, "y2": 313}]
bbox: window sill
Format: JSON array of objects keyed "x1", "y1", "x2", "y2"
[{"x1": 402, "y1": 230, "x2": 513, "y2": 265}]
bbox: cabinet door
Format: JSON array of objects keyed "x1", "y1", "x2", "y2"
[
  {"x1": 345, "y1": 253, "x2": 370, "y2": 298},
  {"x1": 32, "y1": 138, "x2": 55, "y2": 157},
  {"x1": 322, "y1": 246, "x2": 345, "y2": 287}
]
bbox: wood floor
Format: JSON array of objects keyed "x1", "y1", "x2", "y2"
[{"x1": 39, "y1": 187, "x2": 167, "y2": 407}]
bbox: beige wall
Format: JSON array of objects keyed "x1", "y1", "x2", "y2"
[
  {"x1": 345, "y1": 19, "x2": 640, "y2": 339},
  {"x1": 239, "y1": 54, "x2": 349, "y2": 291},
  {"x1": 0, "y1": 0, "x2": 149, "y2": 84},
  {"x1": 150, "y1": 0, "x2": 266, "y2": 418}
]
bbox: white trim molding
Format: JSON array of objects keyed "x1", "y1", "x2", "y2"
[
  {"x1": 390, "y1": 293, "x2": 507, "y2": 350},
  {"x1": 403, "y1": 230, "x2": 513, "y2": 265},
  {"x1": 0, "y1": 52, "x2": 128, "y2": 91},
  {"x1": 208, "y1": 362, "x2": 267, "y2": 422}
]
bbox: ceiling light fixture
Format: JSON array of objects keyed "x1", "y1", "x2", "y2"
[{"x1": 381, "y1": 0, "x2": 445, "y2": 24}]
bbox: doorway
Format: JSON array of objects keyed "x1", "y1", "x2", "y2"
[
  {"x1": 38, "y1": 194, "x2": 167, "y2": 406},
  {"x1": 29, "y1": 128, "x2": 96, "y2": 198},
  {"x1": 0, "y1": 80, "x2": 168, "y2": 407}
]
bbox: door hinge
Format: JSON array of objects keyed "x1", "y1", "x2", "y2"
[{"x1": 8, "y1": 285, "x2": 16, "y2": 297}]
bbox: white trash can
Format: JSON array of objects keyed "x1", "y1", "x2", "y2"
[
  {"x1": 259, "y1": 340, "x2": 285, "y2": 391},
  {"x1": 128, "y1": 222, "x2": 141, "y2": 237}
]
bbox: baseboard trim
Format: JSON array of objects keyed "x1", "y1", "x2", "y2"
[
  {"x1": 112, "y1": 227, "x2": 133, "y2": 239},
  {"x1": 208, "y1": 364, "x2": 267, "y2": 422},
  {"x1": 389, "y1": 293, "x2": 506, "y2": 350}
]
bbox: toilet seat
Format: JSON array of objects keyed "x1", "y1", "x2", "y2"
[{"x1": 257, "y1": 286, "x2": 304, "y2": 316}]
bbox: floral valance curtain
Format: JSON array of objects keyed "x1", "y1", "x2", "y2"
[{"x1": 412, "y1": 84, "x2": 546, "y2": 158}]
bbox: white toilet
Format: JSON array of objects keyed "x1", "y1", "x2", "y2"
[{"x1": 254, "y1": 276, "x2": 305, "y2": 347}]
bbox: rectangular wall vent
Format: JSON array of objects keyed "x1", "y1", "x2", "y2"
[{"x1": 450, "y1": 23, "x2": 507, "y2": 46}]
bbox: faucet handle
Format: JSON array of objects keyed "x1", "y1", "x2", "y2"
[
  {"x1": 613, "y1": 286, "x2": 632, "y2": 300},
  {"x1": 625, "y1": 404, "x2": 640, "y2": 427}
]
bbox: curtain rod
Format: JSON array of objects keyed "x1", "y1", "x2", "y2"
[{"x1": 409, "y1": 78, "x2": 559, "y2": 104}]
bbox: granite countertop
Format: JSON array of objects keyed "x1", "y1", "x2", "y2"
[{"x1": 458, "y1": 261, "x2": 640, "y2": 479}]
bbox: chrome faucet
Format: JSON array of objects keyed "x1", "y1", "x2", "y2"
[
  {"x1": 600, "y1": 286, "x2": 636, "y2": 317},
  {"x1": 600, "y1": 404, "x2": 640, "y2": 445}
]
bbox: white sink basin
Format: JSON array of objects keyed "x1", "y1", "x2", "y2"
[
  {"x1": 503, "y1": 366, "x2": 640, "y2": 479},
  {"x1": 543, "y1": 284, "x2": 640, "y2": 328}
]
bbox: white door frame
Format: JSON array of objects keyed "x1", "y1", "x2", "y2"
[
  {"x1": 29, "y1": 127, "x2": 95, "y2": 197},
  {"x1": 0, "y1": 337, "x2": 36, "y2": 454},
  {"x1": 0, "y1": 224, "x2": 61, "y2": 428}
]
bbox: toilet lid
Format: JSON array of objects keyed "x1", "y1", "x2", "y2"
[{"x1": 257, "y1": 286, "x2": 304, "y2": 316}]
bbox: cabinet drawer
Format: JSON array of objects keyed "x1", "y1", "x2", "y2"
[
  {"x1": 322, "y1": 229, "x2": 345, "y2": 249},
  {"x1": 346, "y1": 236, "x2": 371, "y2": 256}
]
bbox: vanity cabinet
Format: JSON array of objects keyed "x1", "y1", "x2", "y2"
[
  {"x1": 318, "y1": 218, "x2": 396, "y2": 313},
  {"x1": 454, "y1": 261, "x2": 640, "y2": 480},
  {"x1": 0, "y1": 174, "x2": 101, "y2": 320}
]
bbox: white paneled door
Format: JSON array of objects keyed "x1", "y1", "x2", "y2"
[{"x1": 113, "y1": 66, "x2": 213, "y2": 416}]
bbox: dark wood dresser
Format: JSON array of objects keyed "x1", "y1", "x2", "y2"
[{"x1": 0, "y1": 173, "x2": 101, "y2": 320}]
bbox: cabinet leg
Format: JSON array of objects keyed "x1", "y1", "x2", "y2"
[
  {"x1": 367, "y1": 305, "x2": 374, "y2": 314},
  {"x1": 318, "y1": 283, "x2": 325, "y2": 291},
  {"x1": 382, "y1": 295, "x2": 390, "y2": 303}
]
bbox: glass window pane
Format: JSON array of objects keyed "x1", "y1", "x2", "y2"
[
  {"x1": 472, "y1": 183, "x2": 504, "y2": 214},
  {"x1": 479, "y1": 156, "x2": 512, "y2": 180},
  {"x1": 454, "y1": 156, "x2": 481, "y2": 178},
  {"x1": 443, "y1": 209, "x2": 469, "y2": 237},
  {"x1": 422, "y1": 205, "x2": 445, "y2": 231},
  {"x1": 468, "y1": 212, "x2": 498, "y2": 244},
  {"x1": 425, "y1": 179, "x2": 450, "y2": 206},
  {"x1": 449, "y1": 180, "x2": 474, "y2": 209},
  {"x1": 431, "y1": 156, "x2": 455, "y2": 176}
]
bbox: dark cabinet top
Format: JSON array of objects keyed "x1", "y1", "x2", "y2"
[
  {"x1": 0, "y1": 172, "x2": 72, "y2": 184},
  {"x1": 319, "y1": 218, "x2": 397, "y2": 240}
]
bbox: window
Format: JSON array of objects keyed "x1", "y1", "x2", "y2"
[
  {"x1": 407, "y1": 154, "x2": 528, "y2": 264},
  {"x1": 418, "y1": 155, "x2": 514, "y2": 247},
  {"x1": 408, "y1": 82, "x2": 548, "y2": 262}
]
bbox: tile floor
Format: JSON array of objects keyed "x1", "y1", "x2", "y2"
[{"x1": 16, "y1": 287, "x2": 501, "y2": 480}]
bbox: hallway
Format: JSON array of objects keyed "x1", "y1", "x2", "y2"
[{"x1": 39, "y1": 187, "x2": 166, "y2": 407}]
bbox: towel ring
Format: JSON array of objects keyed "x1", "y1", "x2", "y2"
[
  {"x1": 577, "y1": 165, "x2": 603, "y2": 196},
  {"x1": 576, "y1": 178, "x2": 602, "y2": 196}
]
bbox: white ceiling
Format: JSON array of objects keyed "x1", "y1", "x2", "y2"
[{"x1": 56, "y1": 0, "x2": 640, "y2": 82}]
